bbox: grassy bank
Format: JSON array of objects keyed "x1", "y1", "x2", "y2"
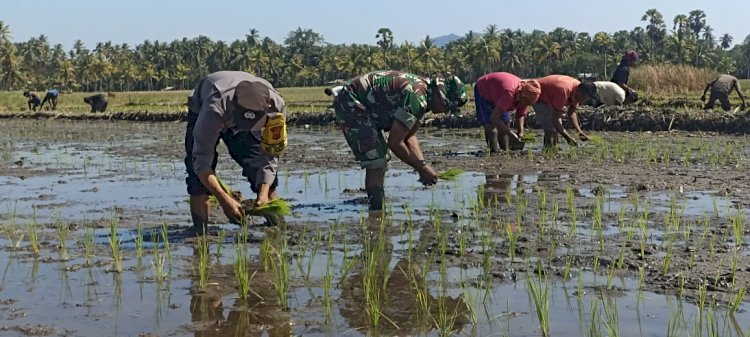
[
  {"x1": 0, "y1": 86, "x2": 333, "y2": 114},
  {"x1": 1, "y1": 76, "x2": 747, "y2": 117}
]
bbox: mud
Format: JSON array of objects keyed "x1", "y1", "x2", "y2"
[
  {"x1": 2, "y1": 105, "x2": 750, "y2": 134},
  {"x1": 1, "y1": 119, "x2": 750, "y2": 336}
]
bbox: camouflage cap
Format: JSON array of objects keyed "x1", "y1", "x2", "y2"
[{"x1": 430, "y1": 75, "x2": 468, "y2": 113}]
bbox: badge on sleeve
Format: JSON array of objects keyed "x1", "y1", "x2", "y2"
[{"x1": 244, "y1": 111, "x2": 256, "y2": 119}]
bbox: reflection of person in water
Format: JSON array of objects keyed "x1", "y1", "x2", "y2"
[
  {"x1": 187, "y1": 244, "x2": 292, "y2": 337},
  {"x1": 338, "y1": 214, "x2": 470, "y2": 336},
  {"x1": 483, "y1": 173, "x2": 526, "y2": 206}
]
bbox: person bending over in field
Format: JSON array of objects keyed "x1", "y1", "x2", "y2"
[
  {"x1": 185, "y1": 71, "x2": 287, "y2": 235},
  {"x1": 23, "y1": 91, "x2": 41, "y2": 111},
  {"x1": 334, "y1": 70, "x2": 467, "y2": 211},
  {"x1": 611, "y1": 50, "x2": 639, "y2": 103},
  {"x1": 324, "y1": 85, "x2": 344, "y2": 108},
  {"x1": 83, "y1": 92, "x2": 115, "y2": 112},
  {"x1": 474, "y1": 72, "x2": 541, "y2": 153},
  {"x1": 532, "y1": 75, "x2": 599, "y2": 148},
  {"x1": 701, "y1": 74, "x2": 747, "y2": 112},
  {"x1": 324, "y1": 85, "x2": 344, "y2": 98},
  {"x1": 590, "y1": 81, "x2": 639, "y2": 107},
  {"x1": 40, "y1": 89, "x2": 60, "y2": 110}
]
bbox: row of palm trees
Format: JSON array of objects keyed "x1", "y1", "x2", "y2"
[{"x1": 1, "y1": 9, "x2": 749, "y2": 92}]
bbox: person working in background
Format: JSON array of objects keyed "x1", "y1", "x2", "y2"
[
  {"x1": 40, "y1": 89, "x2": 60, "y2": 110},
  {"x1": 23, "y1": 91, "x2": 41, "y2": 111},
  {"x1": 701, "y1": 74, "x2": 747, "y2": 112},
  {"x1": 611, "y1": 50, "x2": 639, "y2": 103},
  {"x1": 474, "y1": 72, "x2": 541, "y2": 153}
]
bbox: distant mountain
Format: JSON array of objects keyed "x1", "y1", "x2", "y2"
[{"x1": 432, "y1": 34, "x2": 461, "y2": 47}]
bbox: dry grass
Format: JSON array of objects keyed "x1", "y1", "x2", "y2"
[{"x1": 630, "y1": 64, "x2": 719, "y2": 94}]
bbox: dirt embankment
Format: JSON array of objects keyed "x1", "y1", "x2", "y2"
[{"x1": 2, "y1": 105, "x2": 750, "y2": 134}]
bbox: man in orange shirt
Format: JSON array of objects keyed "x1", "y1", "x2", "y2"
[{"x1": 532, "y1": 75, "x2": 598, "y2": 148}]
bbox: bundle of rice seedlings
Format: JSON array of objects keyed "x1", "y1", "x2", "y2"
[
  {"x1": 586, "y1": 134, "x2": 605, "y2": 145},
  {"x1": 522, "y1": 132, "x2": 537, "y2": 143},
  {"x1": 209, "y1": 175, "x2": 234, "y2": 204},
  {"x1": 438, "y1": 168, "x2": 464, "y2": 181},
  {"x1": 246, "y1": 199, "x2": 292, "y2": 216}
]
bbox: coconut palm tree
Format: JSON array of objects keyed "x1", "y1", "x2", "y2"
[
  {"x1": 719, "y1": 34, "x2": 733, "y2": 50},
  {"x1": 375, "y1": 28, "x2": 393, "y2": 68},
  {"x1": 642, "y1": 9, "x2": 666, "y2": 62},
  {"x1": 0, "y1": 20, "x2": 11, "y2": 45},
  {"x1": 593, "y1": 32, "x2": 614, "y2": 77}
]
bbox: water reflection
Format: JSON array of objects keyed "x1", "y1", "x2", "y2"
[
  {"x1": 338, "y1": 213, "x2": 470, "y2": 336},
  {"x1": 188, "y1": 234, "x2": 293, "y2": 337}
]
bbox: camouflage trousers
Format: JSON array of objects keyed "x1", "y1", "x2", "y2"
[{"x1": 333, "y1": 93, "x2": 389, "y2": 170}]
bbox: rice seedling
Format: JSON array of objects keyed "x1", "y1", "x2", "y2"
[
  {"x1": 83, "y1": 225, "x2": 95, "y2": 265},
  {"x1": 2, "y1": 203, "x2": 24, "y2": 249},
  {"x1": 197, "y1": 234, "x2": 209, "y2": 289},
  {"x1": 588, "y1": 298, "x2": 601, "y2": 337},
  {"x1": 362, "y1": 222, "x2": 391, "y2": 328},
  {"x1": 134, "y1": 220, "x2": 144, "y2": 260},
  {"x1": 216, "y1": 229, "x2": 226, "y2": 258},
  {"x1": 666, "y1": 300, "x2": 684, "y2": 337},
  {"x1": 56, "y1": 220, "x2": 69, "y2": 261},
  {"x1": 731, "y1": 204, "x2": 745, "y2": 247},
  {"x1": 662, "y1": 243, "x2": 673, "y2": 275},
  {"x1": 151, "y1": 244, "x2": 167, "y2": 282},
  {"x1": 600, "y1": 297, "x2": 620, "y2": 337},
  {"x1": 677, "y1": 273, "x2": 686, "y2": 298},
  {"x1": 322, "y1": 228, "x2": 334, "y2": 322},
  {"x1": 109, "y1": 213, "x2": 123, "y2": 272},
  {"x1": 503, "y1": 181, "x2": 514, "y2": 207},
  {"x1": 457, "y1": 222, "x2": 469, "y2": 257},
  {"x1": 526, "y1": 266, "x2": 551, "y2": 337},
  {"x1": 269, "y1": 231, "x2": 290, "y2": 311},
  {"x1": 233, "y1": 230, "x2": 258, "y2": 299},
  {"x1": 260, "y1": 236, "x2": 271, "y2": 272},
  {"x1": 26, "y1": 208, "x2": 39, "y2": 256},
  {"x1": 728, "y1": 287, "x2": 746, "y2": 315},
  {"x1": 563, "y1": 256, "x2": 573, "y2": 280},
  {"x1": 251, "y1": 198, "x2": 292, "y2": 216},
  {"x1": 506, "y1": 222, "x2": 517, "y2": 263},
  {"x1": 438, "y1": 168, "x2": 464, "y2": 181},
  {"x1": 161, "y1": 220, "x2": 171, "y2": 260}
]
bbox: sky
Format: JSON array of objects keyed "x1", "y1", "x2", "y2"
[{"x1": 3, "y1": 0, "x2": 750, "y2": 49}]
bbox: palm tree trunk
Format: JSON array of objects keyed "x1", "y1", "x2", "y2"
[{"x1": 603, "y1": 54, "x2": 608, "y2": 78}]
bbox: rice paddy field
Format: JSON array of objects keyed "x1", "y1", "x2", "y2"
[{"x1": 2, "y1": 90, "x2": 750, "y2": 337}]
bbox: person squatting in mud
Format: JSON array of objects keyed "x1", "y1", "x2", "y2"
[
  {"x1": 22, "y1": 91, "x2": 42, "y2": 111},
  {"x1": 185, "y1": 71, "x2": 286, "y2": 235},
  {"x1": 701, "y1": 74, "x2": 747, "y2": 112},
  {"x1": 611, "y1": 50, "x2": 639, "y2": 103},
  {"x1": 83, "y1": 92, "x2": 115, "y2": 112},
  {"x1": 333, "y1": 70, "x2": 468, "y2": 211},
  {"x1": 25, "y1": 89, "x2": 61, "y2": 112},
  {"x1": 474, "y1": 72, "x2": 541, "y2": 153},
  {"x1": 532, "y1": 74, "x2": 599, "y2": 148}
]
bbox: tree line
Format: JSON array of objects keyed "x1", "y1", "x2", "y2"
[{"x1": 1, "y1": 8, "x2": 749, "y2": 92}]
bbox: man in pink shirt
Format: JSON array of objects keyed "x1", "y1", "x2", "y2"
[
  {"x1": 475, "y1": 72, "x2": 541, "y2": 153},
  {"x1": 532, "y1": 75, "x2": 598, "y2": 148}
]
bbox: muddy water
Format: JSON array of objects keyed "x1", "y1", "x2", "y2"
[{"x1": 2, "y1": 120, "x2": 750, "y2": 336}]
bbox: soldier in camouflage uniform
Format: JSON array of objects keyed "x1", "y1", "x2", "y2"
[{"x1": 333, "y1": 70, "x2": 468, "y2": 211}]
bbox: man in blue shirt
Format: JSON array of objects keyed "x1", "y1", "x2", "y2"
[{"x1": 41, "y1": 89, "x2": 60, "y2": 110}]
